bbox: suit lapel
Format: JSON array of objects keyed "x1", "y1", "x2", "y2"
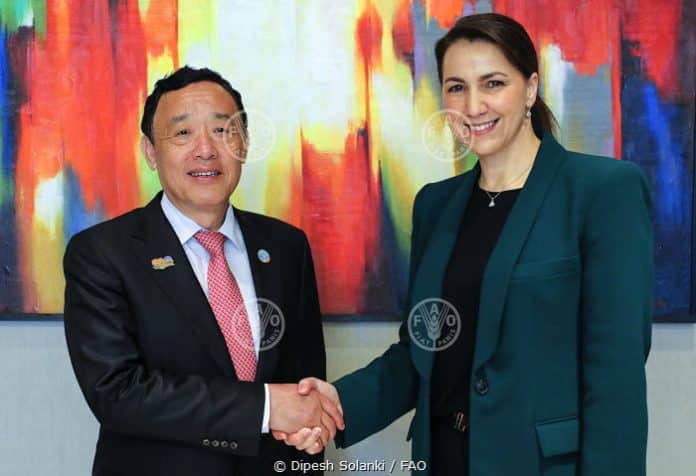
[
  {"x1": 133, "y1": 193, "x2": 236, "y2": 376},
  {"x1": 472, "y1": 134, "x2": 566, "y2": 371},
  {"x1": 234, "y1": 209, "x2": 283, "y2": 384},
  {"x1": 410, "y1": 168, "x2": 479, "y2": 378}
]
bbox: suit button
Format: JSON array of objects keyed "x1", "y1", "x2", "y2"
[
  {"x1": 475, "y1": 377, "x2": 489, "y2": 395},
  {"x1": 202, "y1": 439, "x2": 210, "y2": 447},
  {"x1": 229, "y1": 441, "x2": 238, "y2": 450},
  {"x1": 212, "y1": 440, "x2": 220, "y2": 448},
  {"x1": 220, "y1": 441, "x2": 229, "y2": 448}
]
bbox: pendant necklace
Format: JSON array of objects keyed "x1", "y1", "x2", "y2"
[{"x1": 481, "y1": 159, "x2": 535, "y2": 208}]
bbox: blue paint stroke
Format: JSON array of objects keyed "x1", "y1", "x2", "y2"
[
  {"x1": 0, "y1": 26, "x2": 20, "y2": 311},
  {"x1": 621, "y1": 46, "x2": 693, "y2": 317},
  {"x1": 63, "y1": 166, "x2": 105, "y2": 244},
  {"x1": 641, "y1": 83, "x2": 687, "y2": 225},
  {"x1": 0, "y1": 27, "x2": 14, "y2": 181}
]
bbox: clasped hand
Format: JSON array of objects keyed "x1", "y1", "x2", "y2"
[{"x1": 268, "y1": 378, "x2": 343, "y2": 454}]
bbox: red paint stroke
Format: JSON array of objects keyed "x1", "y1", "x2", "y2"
[
  {"x1": 494, "y1": 0, "x2": 627, "y2": 156},
  {"x1": 496, "y1": 0, "x2": 681, "y2": 98},
  {"x1": 17, "y1": 0, "x2": 146, "y2": 217},
  {"x1": 356, "y1": 2, "x2": 383, "y2": 69},
  {"x1": 420, "y1": 0, "x2": 467, "y2": 29},
  {"x1": 493, "y1": 0, "x2": 681, "y2": 155},
  {"x1": 141, "y1": 0, "x2": 179, "y2": 62},
  {"x1": 393, "y1": 0, "x2": 415, "y2": 60},
  {"x1": 300, "y1": 129, "x2": 380, "y2": 315},
  {"x1": 609, "y1": 6, "x2": 622, "y2": 159},
  {"x1": 494, "y1": 0, "x2": 614, "y2": 75},
  {"x1": 113, "y1": 0, "x2": 148, "y2": 212},
  {"x1": 14, "y1": 0, "x2": 161, "y2": 310},
  {"x1": 621, "y1": 0, "x2": 681, "y2": 98}
]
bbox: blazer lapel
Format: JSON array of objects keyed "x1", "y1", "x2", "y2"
[
  {"x1": 472, "y1": 134, "x2": 566, "y2": 371},
  {"x1": 133, "y1": 193, "x2": 236, "y2": 376},
  {"x1": 234, "y1": 209, "x2": 283, "y2": 384},
  {"x1": 409, "y1": 167, "x2": 479, "y2": 378}
]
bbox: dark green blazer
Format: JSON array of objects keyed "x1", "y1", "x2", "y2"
[{"x1": 334, "y1": 134, "x2": 653, "y2": 476}]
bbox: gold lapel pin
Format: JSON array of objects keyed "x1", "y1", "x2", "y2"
[
  {"x1": 257, "y1": 249, "x2": 271, "y2": 264},
  {"x1": 151, "y1": 256, "x2": 175, "y2": 270}
]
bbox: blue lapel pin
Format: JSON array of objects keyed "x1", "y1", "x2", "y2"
[{"x1": 257, "y1": 249, "x2": 271, "y2": 264}]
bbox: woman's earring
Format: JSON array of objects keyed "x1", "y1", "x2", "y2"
[{"x1": 525, "y1": 108, "x2": 532, "y2": 118}]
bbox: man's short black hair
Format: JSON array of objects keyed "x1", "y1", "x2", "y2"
[{"x1": 140, "y1": 65, "x2": 247, "y2": 143}]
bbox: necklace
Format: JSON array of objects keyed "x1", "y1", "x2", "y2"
[
  {"x1": 480, "y1": 160, "x2": 534, "y2": 208},
  {"x1": 482, "y1": 189, "x2": 503, "y2": 208}
]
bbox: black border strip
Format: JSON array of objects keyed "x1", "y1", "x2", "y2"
[
  {"x1": 1, "y1": 311, "x2": 693, "y2": 323},
  {"x1": 0, "y1": 313, "x2": 405, "y2": 323},
  {"x1": 0, "y1": 313, "x2": 64, "y2": 322}
]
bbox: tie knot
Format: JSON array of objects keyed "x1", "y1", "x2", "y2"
[{"x1": 195, "y1": 230, "x2": 226, "y2": 256}]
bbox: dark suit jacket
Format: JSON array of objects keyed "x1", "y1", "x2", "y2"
[
  {"x1": 334, "y1": 134, "x2": 653, "y2": 476},
  {"x1": 63, "y1": 192, "x2": 326, "y2": 476}
]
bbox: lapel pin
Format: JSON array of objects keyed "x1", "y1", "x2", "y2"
[
  {"x1": 257, "y1": 249, "x2": 271, "y2": 264},
  {"x1": 151, "y1": 256, "x2": 175, "y2": 270}
]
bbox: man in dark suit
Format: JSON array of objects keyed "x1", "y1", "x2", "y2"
[{"x1": 63, "y1": 66, "x2": 342, "y2": 476}]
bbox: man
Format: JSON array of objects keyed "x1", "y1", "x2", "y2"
[{"x1": 63, "y1": 66, "x2": 342, "y2": 476}]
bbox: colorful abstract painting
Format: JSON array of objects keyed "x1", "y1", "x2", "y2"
[{"x1": 0, "y1": 0, "x2": 693, "y2": 321}]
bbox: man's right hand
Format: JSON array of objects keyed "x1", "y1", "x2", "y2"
[
  {"x1": 271, "y1": 378, "x2": 344, "y2": 454},
  {"x1": 268, "y1": 383, "x2": 323, "y2": 434}
]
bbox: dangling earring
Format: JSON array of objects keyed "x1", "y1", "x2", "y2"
[{"x1": 525, "y1": 107, "x2": 532, "y2": 119}]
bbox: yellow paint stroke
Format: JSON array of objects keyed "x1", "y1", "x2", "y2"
[{"x1": 32, "y1": 172, "x2": 65, "y2": 312}]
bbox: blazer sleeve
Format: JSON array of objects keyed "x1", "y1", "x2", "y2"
[
  {"x1": 579, "y1": 161, "x2": 653, "y2": 475},
  {"x1": 333, "y1": 185, "x2": 431, "y2": 448},
  {"x1": 295, "y1": 233, "x2": 327, "y2": 383},
  {"x1": 63, "y1": 231, "x2": 265, "y2": 457},
  {"x1": 286, "y1": 233, "x2": 328, "y2": 469}
]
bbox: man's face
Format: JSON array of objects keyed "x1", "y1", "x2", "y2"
[{"x1": 142, "y1": 81, "x2": 247, "y2": 221}]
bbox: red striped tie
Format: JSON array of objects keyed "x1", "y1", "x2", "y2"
[{"x1": 195, "y1": 231, "x2": 257, "y2": 381}]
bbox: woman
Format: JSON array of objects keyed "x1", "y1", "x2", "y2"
[{"x1": 280, "y1": 12, "x2": 653, "y2": 476}]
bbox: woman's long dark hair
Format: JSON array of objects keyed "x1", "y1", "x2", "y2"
[{"x1": 435, "y1": 13, "x2": 557, "y2": 139}]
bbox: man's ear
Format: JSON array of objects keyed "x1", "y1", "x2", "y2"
[
  {"x1": 141, "y1": 136, "x2": 157, "y2": 170},
  {"x1": 237, "y1": 134, "x2": 248, "y2": 163},
  {"x1": 233, "y1": 116, "x2": 249, "y2": 162}
]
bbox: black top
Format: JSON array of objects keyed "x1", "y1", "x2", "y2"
[{"x1": 431, "y1": 183, "x2": 521, "y2": 417}]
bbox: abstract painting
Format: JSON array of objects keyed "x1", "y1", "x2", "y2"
[{"x1": 0, "y1": 0, "x2": 693, "y2": 321}]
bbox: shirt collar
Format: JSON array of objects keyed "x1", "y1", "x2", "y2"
[{"x1": 160, "y1": 192, "x2": 244, "y2": 251}]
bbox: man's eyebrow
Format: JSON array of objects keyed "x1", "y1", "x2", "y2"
[
  {"x1": 168, "y1": 113, "x2": 190, "y2": 125},
  {"x1": 165, "y1": 112, "x2": 233, "y2": 126}
]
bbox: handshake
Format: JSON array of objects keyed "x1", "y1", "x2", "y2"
[{"x1": 268, "y1": 378, "x2": 344, "y2": 455}]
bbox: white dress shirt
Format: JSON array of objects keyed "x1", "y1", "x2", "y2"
[{"x1": 161, "y1": 193, "x2": 270, "y2": 433}]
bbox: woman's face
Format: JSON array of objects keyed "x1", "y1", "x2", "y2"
[{"x1": 441, "y1": 39, "x2": 538, "y2": 161}]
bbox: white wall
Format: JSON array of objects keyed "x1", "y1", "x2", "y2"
[
  {"x1": 0, "y1": 321, "x2": 693, "y2": 475},
  {"x1": 645, "y1": 324, "x2": 696, "y2": 475}
]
